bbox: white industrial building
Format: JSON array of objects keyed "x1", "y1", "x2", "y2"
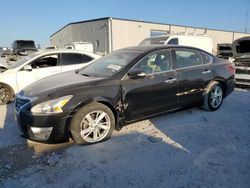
[{"x1": 50, "y1": 17, "x2": 250, "y2": 55}]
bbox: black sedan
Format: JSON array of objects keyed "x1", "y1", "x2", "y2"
[{"x1": 15, "y1": 45, "x2": 235, "y2": 144}]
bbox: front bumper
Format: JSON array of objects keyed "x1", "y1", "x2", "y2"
[{"x1": 15, "y1": 108, "x2": 71, "y2": 144}]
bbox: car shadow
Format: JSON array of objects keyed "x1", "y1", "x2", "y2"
[{"x1": 0, "y1": 103, "x2": 74, "y2": 181}]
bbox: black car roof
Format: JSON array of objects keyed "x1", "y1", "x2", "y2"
[{"x1": 117, "y1": 45, "x2": 211, "y2": 55}]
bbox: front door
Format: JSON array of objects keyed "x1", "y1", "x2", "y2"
[
  {"x1": 122, "y1": 49, "x2": 178, "y2": 121},
  {"x1": 16, "y1": 54, "x2": 61, "y2": 91}
]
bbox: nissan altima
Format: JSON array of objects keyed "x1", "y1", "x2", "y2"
[{"x1": 14, "y1": 45, "x2": 235, "y2": 144}]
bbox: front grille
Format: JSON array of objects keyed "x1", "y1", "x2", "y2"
[
  {"x1": 234, "y1": 62, "x2": 250, "y2": 67},
  {"x1": 236, "y1": 68, "x2": 250, "y2": 74},
  {"x1": 15, "y1": 97, "x2": 30, "y2": 112},
  {"x1": 236, "y1": 78, "x2": 250, "y2": 85}
]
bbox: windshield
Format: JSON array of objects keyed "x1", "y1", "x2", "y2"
[
  {"x1": 79, "y1": 51, "x2": 141, "y2": 77},
  {"x1": 139, "y1": 37, "x2": 169, "y2": 46},
  {"x1": 9, "y1": 52, "x2": 39, "y2": 69}
]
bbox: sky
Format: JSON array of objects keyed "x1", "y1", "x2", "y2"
[{"x1": 0, "y1": 0, "x2": 250, "y2": 47}]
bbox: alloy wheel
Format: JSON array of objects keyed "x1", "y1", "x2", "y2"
[
  {"x1": 209, "y1": 85, "x2": 223, "y2": 109},
  {"x1": 80, "y1": 110, "x2": 111, "y2": 143}
]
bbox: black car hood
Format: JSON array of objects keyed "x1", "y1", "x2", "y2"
[
  {"x1": 23, "y1": 71, "x2": 105, "y2": 97},
  {"x1": 232, "y1": 37, "x2": 250, "y2": 57}
]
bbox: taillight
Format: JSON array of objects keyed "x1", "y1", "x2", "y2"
[{"x1": 227, "y1": 64, "x2": 235, "y2": 74}]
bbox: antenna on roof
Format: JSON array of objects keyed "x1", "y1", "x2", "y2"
[{"x1": 245, "y1": 10, "x2": 248, "y2": 33}]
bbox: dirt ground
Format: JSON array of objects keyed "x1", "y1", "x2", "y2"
[{"x1": 0, "y1": 88, "x2": 250, "y2": 188}]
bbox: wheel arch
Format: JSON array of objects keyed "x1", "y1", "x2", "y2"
[
  {"x1": 205, "y1": 78, "x2": 227, "y2": 98},
  {"x1": 66, "y1": 97, "x2": 119, "y2": 137}
]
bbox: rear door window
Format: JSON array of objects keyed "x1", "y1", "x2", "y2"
[
  {"x1": 59, "y1": 53, "x2": 93, "y2": 65},
  {"x1": 174, "y1": 49, "x2": 203, "y2": 69},
  {"x1": 202, "y1": 52, "x2": 213, "y2": 64}
]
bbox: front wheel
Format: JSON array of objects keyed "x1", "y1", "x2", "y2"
[
  {"x1": 0, "y1": 83, "x2": 13, "y2": 105},
  {"x1": 70, "y1": 102, "x2": 115, "y2": 145},
  {"x1": 202, "y1": 82, "x2": 224, "y2": 111}
]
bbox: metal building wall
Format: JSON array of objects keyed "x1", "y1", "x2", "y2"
[
  {"x1": 50, "y1": 25, "x2": 73, "y2": 48},
  {"x1": 206, "y1": 30, "x2": 233, "y2": 53},
  {"x1": 111, "y1": 19, "x2": 170, "y2": 50},
  {"x1": 110, "y1": 18, "x2": 250, "y2": 54},
  {"x1": 70, "y1": 20, "x2": 109, "y2": 54},
  {"x1": 51, "y1": 19, "x2": 109, "y2": 54},
  {"x1": 51, "y1": 17, "x2": 250, "y2": 54},
  {"x1": 233, "y1": 32, "x2": 250, "y2": 40}
]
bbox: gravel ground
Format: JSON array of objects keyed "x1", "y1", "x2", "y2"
[{"x1": 0, "y1": 88, "x2": 250, "y2": 187}]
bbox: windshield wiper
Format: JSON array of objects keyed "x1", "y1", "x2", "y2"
[{"x1": 81, "y1": 73, "x2": 91, "y2": 77}]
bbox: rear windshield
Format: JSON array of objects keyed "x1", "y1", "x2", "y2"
[
  {"x1": 218, "y1": 46, "x2": 232, "y2": 51},
  {"x1": 15, "y1": 41, "x2": 36, "y2": 49},
  {"x1": 139, "y1": 37, "x2": 169, "y2": 46}
]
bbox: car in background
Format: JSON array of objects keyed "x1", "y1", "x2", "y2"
[
  {"x1": 0, "y1": 47, "x2": 11, "y2": 57},
  {"x1": 12, "y1": 40, "x2": 38, "y2": 56},
  {"x1": 217, "y1": 43, "x2": 233, "y2": 59},
  {"x1": 232, "y1": 37, "x2": 250, "y2": 86},
  {"x1": 139, "y1": 34, "x2": 213, "y2": 53},
  {"x1": 0, "y1": 49, "x2": 100, "y2": 104},
  {"x1": 14, "y1": 45, "x2": 235, "y2": 145}
]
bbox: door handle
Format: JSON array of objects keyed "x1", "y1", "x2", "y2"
[
  {"x1": 202, "y1": 70, "x2": 211, "y2": 74},
  {"x1": 165, "y1": 78, "x2": 177, "y2": 84}
]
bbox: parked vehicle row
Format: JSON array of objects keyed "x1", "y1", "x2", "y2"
[
  {"x1": 0, "y1": 49, "x2": 100, "y2": 105},
  {"x1": 14, "y1": 45, "x2": 235, "y2": 145}
]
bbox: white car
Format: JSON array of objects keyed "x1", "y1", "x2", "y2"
[{"x1": 0, "y1": 49, "x2": 100, "y2": 104}]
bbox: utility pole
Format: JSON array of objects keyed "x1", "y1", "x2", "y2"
[{"x1": 245, "y1": 10, "x2": 248, "y2": 33}]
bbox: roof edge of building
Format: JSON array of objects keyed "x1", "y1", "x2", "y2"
[{"x1": 50, "y1": 17, "x2": 250, "y2": 38}]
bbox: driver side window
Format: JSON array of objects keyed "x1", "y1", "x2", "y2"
[
  {"x1": 30, "y1": 54, "x2": 58, "y2": 69},
  {"x1": 133, "y1": 50, "x2": 171, "y2": 74}
]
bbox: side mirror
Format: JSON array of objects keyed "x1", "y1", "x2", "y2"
[
  {"x1": 23, "y1": 65, "x2": 32, "y2": 71},
  {"x1": 128, "y1": 69, "x2": 146, "y2": 79}
]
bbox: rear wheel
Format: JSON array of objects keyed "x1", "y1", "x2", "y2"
[
  {"x1": 202, "y1": 82, "x2": 224, "y2": 111},
  {"x1": 0, "y1": 83, "x2": 13, "y2": 105},
  {"x1": 70, "y1": 102, "x2": 115, "y2": 145}
]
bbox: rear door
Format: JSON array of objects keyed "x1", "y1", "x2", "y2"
[
  {"x1": 59, "y1": 53, "x2": 94, "y2": 72},
  {"x1": 122, "y1": 49, "x2": 178, "y2": 121},
  {"x1": 173, "y1": 48, "x2": 213, "y2": 107}
]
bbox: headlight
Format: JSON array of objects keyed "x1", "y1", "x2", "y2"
[{"x1": 31, "y1": 95, "x2": 73, "y2": 114}]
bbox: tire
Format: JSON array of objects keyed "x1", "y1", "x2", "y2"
[
  {"x1": 0, "y1": 83, "x2": 14, "y2": 105},
  {"x1": 70, "y1": 102, "x2": 115, "y2": 145},
  {"x1": 202, "y1": 81, "x2": 224, "y2": 111}
]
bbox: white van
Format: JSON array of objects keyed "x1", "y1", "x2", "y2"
[
  {"x1": 139, "y1": 34, "x2": 213, "y2": 53},
  {"x1": 65, "y1": 42, "x2": 94, "y2": 53}
]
